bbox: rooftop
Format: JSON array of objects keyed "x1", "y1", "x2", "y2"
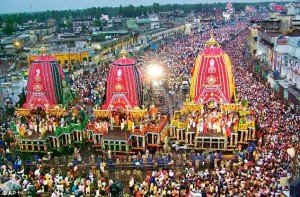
[
  {"x1": 288, "y1": 86, "x2": 300, "y2": 100},
  {"x1": 136, "y1": 19, "x2": 152, "y2": 24},
  {"x1": 92, "y1": 30, "x2": 128, "y2": 34},
  {"x1": 17, "y1": 34, "x2": 31, "y2": 39},
  {"x1": 259, "y1": 30, "x2": 282, "y2": 37},
  {"x1": 144, "y1": 28, "x2": 168, "y2": 36},
  {"x1": 286, "y1": 29, "x2": 300, "y2": 37}
]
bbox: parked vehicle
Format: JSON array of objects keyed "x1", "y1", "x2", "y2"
[
  {"x1": 171, "y1": 141, "x2": 188, "y2": 151},
  {"x1": 181, "y1": 81, "x2": 189, "y2": 90}
]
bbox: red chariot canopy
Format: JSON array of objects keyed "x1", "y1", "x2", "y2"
[
  {"x1": 113, "y1": 57, "x2": 136, "y2": 66},
  {"x1": 24, "y1": 55, "x2": 64, "y2": 110},
  {"x1": 102, "y1": 57, "x2": 142, "y2": 110},
  {"x1": 190, "y1": 46, "x2": 235, "y2": 104}
]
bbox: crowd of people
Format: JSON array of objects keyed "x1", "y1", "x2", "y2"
[
  {"x1": 0, "y1": 15, "x2": 299, "y2": 197},
  {"x1": 8, "y1": 105, "x2": 87, "y2": 140},
  {"x1": 121, "y1": 19, "x2": 300, "y2": 197},
  {"x1": 110, "y1": 21, "x2": 298, "y2": 196},
  {"x1": 0, "y1": 57, "x2": 17, "y2": 76},
  {"x1": 69, "y1": 64, "x2": 110, "y2": 108}
]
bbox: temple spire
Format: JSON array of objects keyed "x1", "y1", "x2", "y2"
[
  {"x1": 40, "y1": 45, "x2": 46, "y2": 56},
  {"x1": 120, "y1": 49, "x2": 128, "y2": 58},
  {"x1": 206, "y1": 32, "x2": 219, "y2": 47},
  {"x1": 120, "y1": 36, "x2": 127, "y2": 58}
]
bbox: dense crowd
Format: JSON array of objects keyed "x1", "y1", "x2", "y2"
[
  {"x1": 118, "y1": 22, "x2": 299, "y2": 197},
  {"x1": 11, "y1": 106, "x2": 87, "y2": 139},
  {"x1": 0, "y1": 17, "x2": 299, "y2": 197},
  {"x1": 122, "y1": 21, "x2": 300, "y2": 197},
  {"x1": 0, "y1": 57, "x2": 17, "y2": 76}
]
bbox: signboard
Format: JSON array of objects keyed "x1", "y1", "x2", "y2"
[{"x1": 277, "y1": 36, "x2": 287, "y2": 45}]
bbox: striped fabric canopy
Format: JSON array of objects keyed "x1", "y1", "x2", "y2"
[{"x1": 24, "y1": 55, "x2": 64, "y2": 110}]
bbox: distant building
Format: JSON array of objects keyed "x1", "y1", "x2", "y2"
[
  {"x1": 28, "y1": 46, "x2": 91, "y2": 67},
  {"x1": 248, "y1": 28, "x2": 258, "y2": 57},
  {"x1": 245, "y1": 6, "x2": 257, "y2": 14},
  {"x1": 254, "y1": 8, "x2": 300, "y2": 106},
  {"x1": 72, "y1": 18, "x2": 94, "y2": 33}
]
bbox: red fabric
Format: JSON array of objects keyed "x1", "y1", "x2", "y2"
[
  {"x1": 226, "y1": 127, "x2": 231, "y2": 137},
  {"x1": 102, "y1": 57, "x2": 140, "y2": 110},
  {"x1": 24, "y1": 55, "x2": 60, "y2": 110},
  {"x1": 113, "y1": 57, "x2": 136, "y2": 66},
  {"x1": 35, "y1": 55, "x2": 56, "y2": 62},
  {"x1": 203, "y1": 123, "x2": 208, "y2": 134},
  {"x1": 274, "y1": 5, "x2": 284, "y2": 11},
  {"x1": 191, "y1": 47, "x2": 233, "y2": 104},
  {"x1": 23, "y1": 93, "x2": 54, "y2": 110},
  {"x1": 136, "y1": 191, "x2": 142, "y2": 197}
]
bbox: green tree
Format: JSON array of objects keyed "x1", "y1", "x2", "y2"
[
  {"x1": 0, "y1": 1, "x2": 284, "y2": 24},
  {"x1": 93, "y1": 20, "x2": 102, "y2": 27},
  {"x1": 91, "y1": 33, "x2": 105, "y2": 42},
  {"x1": 126, "y1": 4, "x2": 135, "y2": 17},
  {"x1": 58, "y1": 21, "x2": 66, "y2": 28},
  {"x1": 81, "y1": 25, "x2": 88, "y2": 32},
  {"x1": 66, "y1": 19, "x2": 73, "y2": 30},
  {"x1": 99, "y1": 33, "x2": 106, "y2": 41},
  {"x1": 2, "y1": 22, "x2": 15, "y2": 36},
  {"x1": 152, "y1": 3, "x2": 160, "y2": 13},
  {"x1": 118, "y1": 5, "x2": 124, "y2": 17}
]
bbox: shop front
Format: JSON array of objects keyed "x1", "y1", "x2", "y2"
[
  {"x1": 277, "y1": 79, "x2": 295, "y2": 100},
  {"x1": 260, "y1": 62, "x2": 271, "y2": 82},
  {"x1": 267, "y1": 72, "x2": 279, "y2": 92},
  {"x1": 288, "y1": 87, "x2": 300, "y2": 107}
]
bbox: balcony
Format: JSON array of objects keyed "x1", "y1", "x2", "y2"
[{"x1": 258, "y1": 30, "x2": 281, "y2": 44}]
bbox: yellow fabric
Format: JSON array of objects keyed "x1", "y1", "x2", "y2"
[
  {"x1": 190, "y1": 54, "x2": 201, "y2": 100},
  {"x1": 223, "y1": 54, "x2": 235, "y2": 100},
  {"x1": 190, "y1": 48, "x2": 236, "y2": 103}
]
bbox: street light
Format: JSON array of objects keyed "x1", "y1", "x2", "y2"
[
  {"x1": 147, "y1": 63, "x2": 165, "y2": 108},
  {"x1": 14, "y1": 40, "x2": 23, "y2": 62},
  {"x1": 15, "y1": 41, "x2": 20, "y2": 49},
  {"x1": 147, "y1": 64, "x2": 163, "y2": 79}
]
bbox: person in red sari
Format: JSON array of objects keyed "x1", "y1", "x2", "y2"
[
  {"x1": 225, "y1": 123, "x2": 231, "y2": 138},
  {"x1": 203, "y1": 121, "x2": 208, "y2": 134}
]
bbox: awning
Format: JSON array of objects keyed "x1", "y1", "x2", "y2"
[
  {"x1": 288, "y1": 87, "x2": 300, "y2": 101},
  {"x1": 277, "y1": 79, "x2": 296, "y2": 89}
]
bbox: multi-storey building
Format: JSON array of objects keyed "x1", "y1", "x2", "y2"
[{"x1": 253, "y1": 5, "x2": 300, "y2": 106}]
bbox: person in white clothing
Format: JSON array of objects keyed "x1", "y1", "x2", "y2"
[{"x1": 129, "y1": 176, "x2": 134, "y2": 194}]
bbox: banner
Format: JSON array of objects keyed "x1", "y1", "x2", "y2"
[{"x1": 277, "y1": 36, "x2": 287, "y2": 45}]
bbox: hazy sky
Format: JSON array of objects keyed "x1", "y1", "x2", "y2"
[{"x1": 0, "y1": 0, "x2": 289, "y2": 14}]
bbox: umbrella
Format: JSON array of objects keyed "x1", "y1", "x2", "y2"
[{"x1": 0, "y1": 180, "x2": 21, "y2": 192}]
